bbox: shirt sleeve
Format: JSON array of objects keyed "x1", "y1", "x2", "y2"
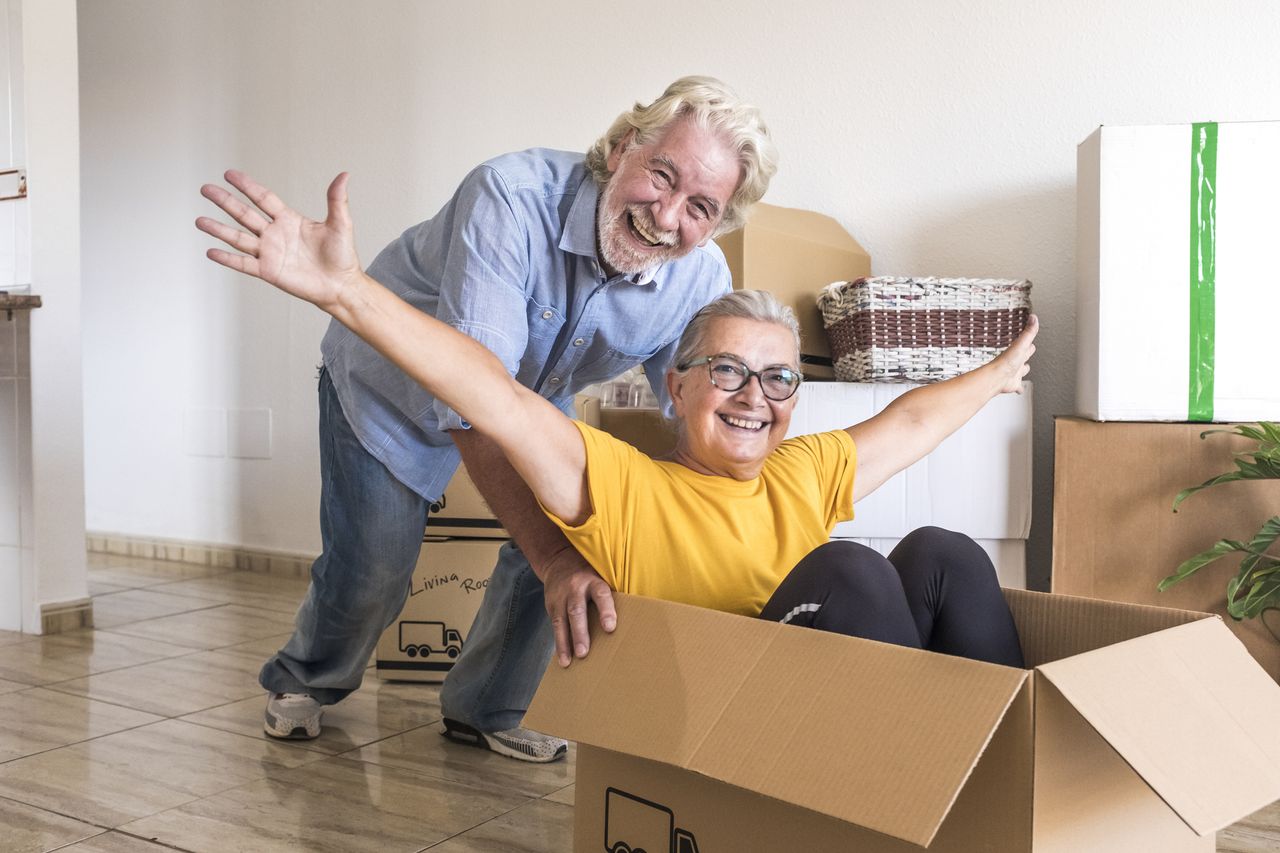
[
  {"x1": 825, "y1": 430, "x2": 858, "y2": 527},
  {"x1": 428, "y1": 165, "x2": 532, "y2": 430},
  {"x1": 777, "y1": 430, "x2": 858, "y2": 529},
  {"x1": 538, "y1": 420, "x2": 640, "y2": 591}
]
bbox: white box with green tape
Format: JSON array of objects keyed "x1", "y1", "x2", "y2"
[{"x1": 1077, "y1": 121, "x2": 1280, "y2": 422}]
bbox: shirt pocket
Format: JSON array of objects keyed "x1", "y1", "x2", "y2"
[{"x1": 525, "y1": 297, "x2": 566, "y2": 344}]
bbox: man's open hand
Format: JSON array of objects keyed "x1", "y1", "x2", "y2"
[{"x1": 541, "y1": 548, "x2": 616, "y2": 667}]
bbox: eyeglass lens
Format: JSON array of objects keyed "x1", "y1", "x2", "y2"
[{"x1": 708, "y1": 357, "x2": 800, "y2": 400}]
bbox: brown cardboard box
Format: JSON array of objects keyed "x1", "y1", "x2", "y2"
[
  {"x1": 527, "y1": 592, "x2": 1280, "y2": 852},
  {"x1": 597, "y1": 407, "x2": 677, "y2": 458},
  {"x1": 716, "y1": 203, "x2": 871, "y2": 378},
  {"x1": 1052, "y1": 417, "x2": 1280, "y2": 679},
  {"x1": 422, "y1": 395, "x2": 602, "y2": 538},
  {"x1": 375, "y1": 537, "x2": 505, "y2": 683},
  {"x1": 423, "y1": 467, "x2": 508, "y2": 538}
]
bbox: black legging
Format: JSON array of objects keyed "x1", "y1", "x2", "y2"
[{"x1": 758, "y1": 527, "x2": 1024, "y2": 667}]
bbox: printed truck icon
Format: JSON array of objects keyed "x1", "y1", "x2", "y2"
[
  {"x1": 398, "y1": 621, "x2": 463, "y2": 660},
  {"x1": 605, "y1": 788, "x2": 699, "y2": 853}
]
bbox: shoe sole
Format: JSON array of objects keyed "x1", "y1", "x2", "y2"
[
  {"x1": 441, "y1": 719, "x2": 567, "y2": 764},
  {"x1": 263, "y1": 709, "x2": 320, "y2": 740}
]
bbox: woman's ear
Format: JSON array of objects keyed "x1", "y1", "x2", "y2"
[{"x1": 667, "y1": 369, "x2": 687, "y2": 418}]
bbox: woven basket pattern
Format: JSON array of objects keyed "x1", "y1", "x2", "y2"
[{"x1": 818, "y1": 277, "x2": 1032, "y2": 383}]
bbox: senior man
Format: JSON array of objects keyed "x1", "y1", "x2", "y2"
[{"x1": 209, "y1": 76, "x2": 776, "y2": 761}]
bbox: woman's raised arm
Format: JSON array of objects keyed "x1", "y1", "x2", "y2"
[
  {"x1": 196, "y1": 170, "x2": 591, "y2": 524},
  {"x1": 846, "y1": 315, "x2": 1038, "y2": 503}
]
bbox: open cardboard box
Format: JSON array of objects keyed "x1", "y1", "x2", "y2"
[{"x1": 527, "y1": 591, "x2": 1280, "y2": 852}]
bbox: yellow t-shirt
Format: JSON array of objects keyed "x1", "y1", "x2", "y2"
[{"x1": 545, "y1": 420, "x2": 857, "y2": 616}]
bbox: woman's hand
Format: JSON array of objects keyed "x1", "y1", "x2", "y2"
[
  {"x1": 988, "y1": 314, "x2": 1038, "y2": 394},
  {"x1": 196, "y1": 170, "x2": 363, "y2": 314}
]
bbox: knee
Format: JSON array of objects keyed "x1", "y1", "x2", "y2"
[
  {"x1": 898, "y1": 526, "x2": 972, "y2": 554},
  {"x1": 798, "y1": 541, "x2": 891, "y2": 579},
  {"x1": 806, "y1": 541, "x2": 902, "y2": 597},
  {"x1": 896, "y1": 527, "x2": 998, "y2": 585}
]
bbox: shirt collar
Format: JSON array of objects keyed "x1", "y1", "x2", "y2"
[{"x1": 561, "y1": 172, "x2": 664, "y2": 288}]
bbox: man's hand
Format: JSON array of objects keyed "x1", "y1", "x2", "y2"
[
  {"x1": 541, "y1": 547, "x2": 617, "y2": 667},
  {"x1": 196, "y1": 170, "x2": 363, "y2": 312}
]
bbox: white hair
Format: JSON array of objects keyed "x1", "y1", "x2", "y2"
[
  {"x1": 585, "y1": 76, "x2": 778, "y2": 236},
  {"x1": 672, "y1": 290, "x2": 801, "y2": 372}
]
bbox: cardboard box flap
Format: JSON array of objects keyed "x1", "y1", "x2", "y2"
[
  {"x1": 526, "y1": 594, "x2": 1028, "y2": 847},
  {"x1": 732, "y1": 202, "x2": 870, "y2": 255},
  {"x1": 1003, "y1": 587, "x2": 1205, "y2": 668},
  {"x1": 1037, "y1": 617, "x2": 1280, "y2": 835}
]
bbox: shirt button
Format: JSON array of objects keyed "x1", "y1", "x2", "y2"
[
  {"x1": 548, "y1": 377, "x2": 562, "y2": 386},
  {"x1": 573, "y1": 338, "x2": 585, "y2": 347},
  {"x1": 541, "y1": 310, "x2": 553, "y2": 320}
]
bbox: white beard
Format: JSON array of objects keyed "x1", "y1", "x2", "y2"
[{"x1": 596, "y1": 183, "x2": 681, "y2": 276}]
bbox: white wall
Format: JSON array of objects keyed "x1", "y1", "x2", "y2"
[
  {"x1": 78, "y1": 0, "x2": 1280, "y2": 588},
  {"x1": 18, "y1": 0, "x2": 84, "y2": 630}
]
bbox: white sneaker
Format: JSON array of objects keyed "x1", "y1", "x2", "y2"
[
  {"x1": 441, "y1": 717, "x2": 568, "y2": 763},
  {"x1": 264, "y1": 692, "x2": 322, "y2": 739}
]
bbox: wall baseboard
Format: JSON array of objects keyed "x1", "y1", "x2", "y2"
[
  {"x1": 86, "y1": 532, "x2": 316, "y2": 579},
  {"x1": 41, "y1": 597, "x2": 93, "y2": 634}
]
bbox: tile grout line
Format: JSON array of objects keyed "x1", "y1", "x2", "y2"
[
  {"x1": 417, "y1": 791, "x2": 571, "y2": 851},
  {"x1": 7, "y1": 795, "x2": 199, "y2": 853}
]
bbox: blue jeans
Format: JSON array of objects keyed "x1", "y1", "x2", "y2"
[
  {"x1": 439, "y1": 542, "x2": 555, "y2": 731},
  {"x1": 261, "y1": 368, "x2": 554, "y2": 726},
  {"x1": 259, "y1": 368, "x2": 430, "y2": 704}
]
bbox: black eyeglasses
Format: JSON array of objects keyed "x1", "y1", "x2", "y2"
[{"x1": 677, "y1": 353, "x2": 804, "y2": 401}]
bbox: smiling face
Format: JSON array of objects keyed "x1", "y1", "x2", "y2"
[
  {"x1": 667, "y1": 317, "x2": 801, "y2": 480},
  {"x1": 596, "y1": 117, "x2": 741, "y2": 276}
]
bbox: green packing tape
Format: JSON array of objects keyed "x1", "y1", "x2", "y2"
[{"x1": 1188, "y1": 122, "x2": 1217, "y2": 422}]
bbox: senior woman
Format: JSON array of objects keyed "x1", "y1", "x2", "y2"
[{"x1": 198, "y1": 172, "x2": 1036, "y2": 667}]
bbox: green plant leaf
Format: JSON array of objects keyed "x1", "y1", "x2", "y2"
[
  {"x1": 1201, "y1": 424, "x2": 1266, "y2": 443},
  {"x1": 1224, "y1": 552, "x2": 1280, "y2": 619},
  {"x1": 1169, "y1": 425, "x2": 1280, "y2": 624},
  {"x1": 1159, "y1": 539, "x2": 1249, "y2": 590},
  {"x1": 1244, "y1": 516, "x2": 1280, "y2": 556},
  {"x1": 1173, "y1": 463, "x2": 1280, "y2": 510},
  {"x1": 1231, "y1": 570, "x2": 1280, "y2": 620}
]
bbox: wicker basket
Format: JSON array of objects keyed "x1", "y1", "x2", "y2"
[{"x1": 818, "y1": 277, "x2": 1032, "y2": 383}]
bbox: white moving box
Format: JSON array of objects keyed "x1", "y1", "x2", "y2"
[
  {"x1": 786, "y1": 381, "x2": 1032, "y2": 588},
  {"x1": 1077, "y1": 121, "x2": 1280, "y2": 422}
]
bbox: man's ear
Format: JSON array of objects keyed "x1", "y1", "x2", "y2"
[{"x1": 606, "y1": 130, "x2": 636, "y2": 173}]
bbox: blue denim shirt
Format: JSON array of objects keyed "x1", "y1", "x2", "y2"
[{"x1": 321, "y1": 148, "x2": 732, "y2": 500}]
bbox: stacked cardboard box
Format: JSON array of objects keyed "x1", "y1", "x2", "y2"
[
  {"x1": 1059, "y1": 121, "x2": 1280, "y2": 678},
  {"x1": 1077, "y1": 121, "x2": 1280, "y2": 422},
  {"x1": 716, "y1": 202, "x2": 871, "y2": 379},
  {"x1": 1052, "y1": 417, "x2": 1280, "y2": 679},
  {"x1": 528, "y1": 592, "x2": 1280, "y2": 852},
  {"x1": 374, "y1": 463, "x2": 510, "y2": 683}
]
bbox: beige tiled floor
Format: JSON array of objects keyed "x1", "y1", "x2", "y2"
[
  {"x1": 0, "y1": 554, "x2": 573, "y2": 852},
  {"x1": 0, "y1": 552, "x2": 1275, "y2": 852}
]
